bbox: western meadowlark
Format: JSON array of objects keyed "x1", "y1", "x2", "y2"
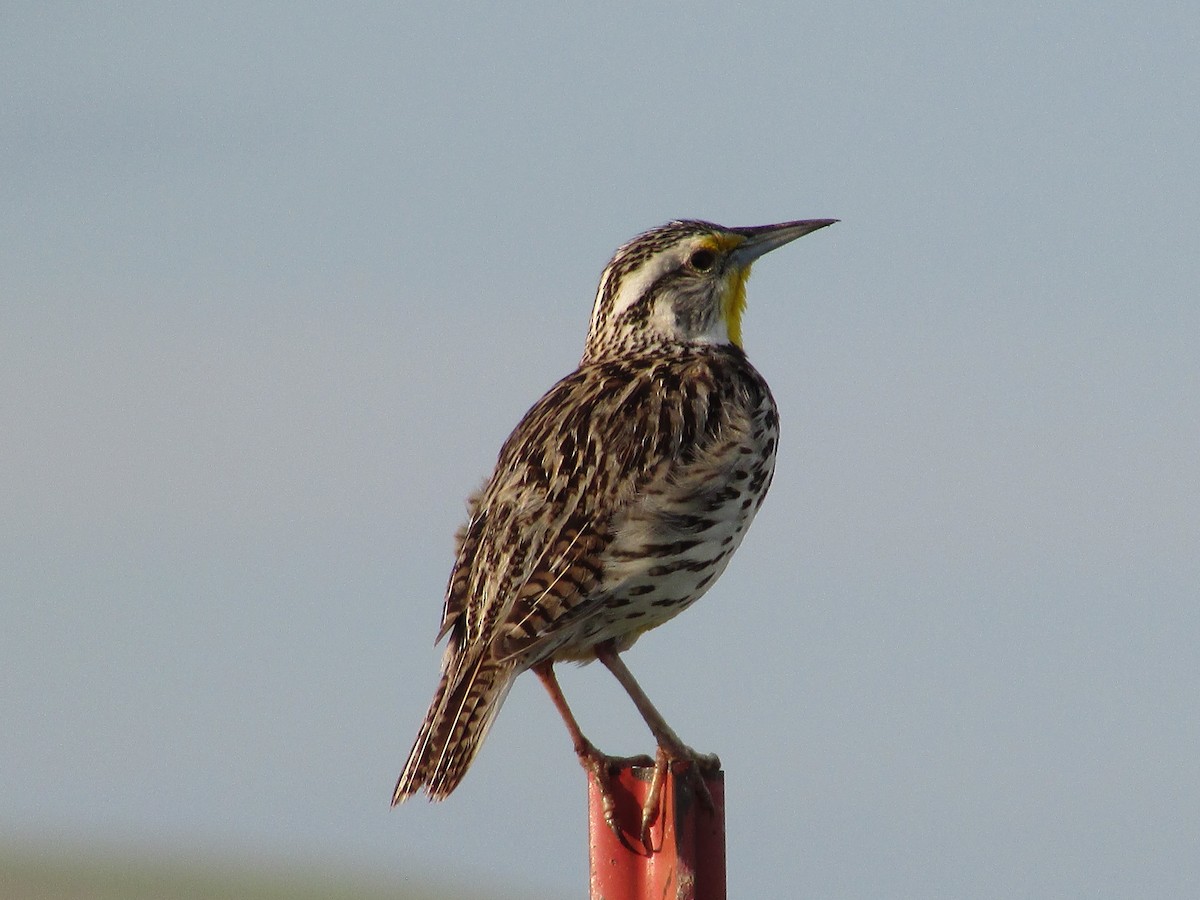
[{"x1": 392, "y1": 217, "x2": 835, "y2": 829}]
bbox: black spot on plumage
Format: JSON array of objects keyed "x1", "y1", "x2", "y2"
[
  {"x1": 621, "y1": 297, "x2": 652, "y2": 328},
  {"x1": 623, "y1": 378, "x2": 653, "y2": 410},
  {"x1": 749, "y1": 468, "x2": 770, "y2": 493},
  {"x1": 700, "y1": 397, "x2": 722, "y2": 443},
  {"x1": 646, "y1": 556, "x2": 718, "y2": 577},
  {"x1": 657, "y1": 402, "x2": 673, "y2": 447},
  {"x1": 641, "y1": 538, "x2": 704, "y2": 556},
  {"x1": 525, "y1": 450, "x2": 550, "y2": 489},
  {"x1": 659, "y1": 511, "x2": 715, "y2": 534},
  {"x1": 558, "y1": 431, "x2": 577, "y2": 469},
  {"x1": 656, "y1": 366, "x2": 682, "y2": 394},
  {"x1": 698, "y1": 484, "x2": 743, "y2": 511}
]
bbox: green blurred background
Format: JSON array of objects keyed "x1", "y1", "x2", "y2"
[{"x1": 0, "y1": 843, "x2": 540, "y2": 900}]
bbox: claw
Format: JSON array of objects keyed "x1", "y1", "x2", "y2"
[
  {"x1": 576, "y1": 740, "x2": 654, "y2": 844},
  {"x1": 635, "y1": 744, "x2": 722, "y2": 847},
  {"x1": 685, "y1": 748, "x2": 720, "y2": 813},
  {"x1": 639, "y1": 747, "x2": 669, "y2": 846}
]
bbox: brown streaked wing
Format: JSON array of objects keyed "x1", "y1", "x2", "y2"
[{"x1": 436, "y1": 490, "x2": 486, "y2": 648}]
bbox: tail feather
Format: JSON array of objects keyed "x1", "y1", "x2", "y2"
[{"x1": 392, "y1": 654, "x2": 515, "y2": 804}]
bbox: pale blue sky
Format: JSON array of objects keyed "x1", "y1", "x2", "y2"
[{"x1": 3, "y1": 3, "x2": 1199, "y2": 897}]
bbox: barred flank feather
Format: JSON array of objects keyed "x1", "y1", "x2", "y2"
[{"x1": 392, "y1": 654, "x2": 515, "y2": 804}]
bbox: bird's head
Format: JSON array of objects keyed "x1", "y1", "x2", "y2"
[{"x1": 582, "y1": 218, "x2": 836, "y2": 362}]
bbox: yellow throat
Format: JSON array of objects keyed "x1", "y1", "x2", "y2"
[{"x1": 723, "y1": 264, "x2": 752, "y2": 348}]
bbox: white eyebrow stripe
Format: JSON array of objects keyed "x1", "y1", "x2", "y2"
[{"x1": 607, "y1": 248, "x2": 683, "y2": 319}]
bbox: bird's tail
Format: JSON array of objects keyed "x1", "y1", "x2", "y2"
[{"x1": 392, "y1": 652, "x2": 516, "y2": 804}]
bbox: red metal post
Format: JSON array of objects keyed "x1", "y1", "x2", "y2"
[{"x1": 588, "y1": 762, "x2": 726, "y2": 900}]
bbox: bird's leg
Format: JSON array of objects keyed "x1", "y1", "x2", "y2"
[
  {"x1": 532, "y1": 660, "x2": 653, "y2": 836},
  {"x1": 594, "y1": 642, "x2": 720, "y2": 838}
]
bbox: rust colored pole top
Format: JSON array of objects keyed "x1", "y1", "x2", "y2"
[{"x1": 588, "y1": 762, "x2": 726, "y2": 900}]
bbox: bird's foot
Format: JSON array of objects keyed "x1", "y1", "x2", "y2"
[
  {"x1": 575, "y1": 740, "x2": 654, "y2": 842},
  {"x1": 638, "y1": 743, "x2": 721, "y2": 844}
]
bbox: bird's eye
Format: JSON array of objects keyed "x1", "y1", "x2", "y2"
[{"x1": 688, "y1": 249, "x2": 717, "y2": 272}]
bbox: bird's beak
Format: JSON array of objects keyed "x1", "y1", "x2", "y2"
[{"x1": 730, "y1": 219, "x2": 838, "y2": 266}]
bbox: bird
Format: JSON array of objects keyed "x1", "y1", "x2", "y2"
[{"x1": 392, "y1": 217, "x2": 836, "y2": 830}]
